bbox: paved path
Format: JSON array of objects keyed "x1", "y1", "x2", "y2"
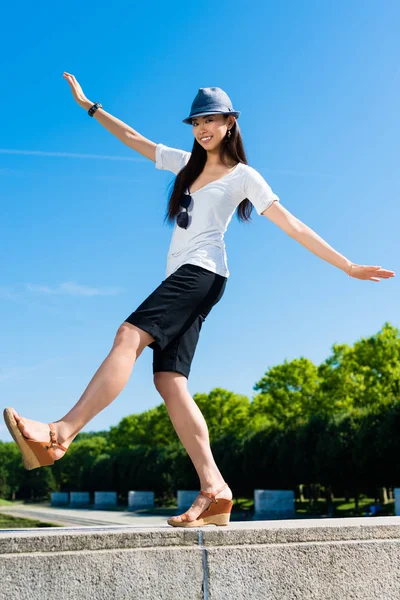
[
  {"x1": 0, "y1": 503, "x2": 171, "y2": 527},
  {"x1": 3, "y1": 503, "x2": 400, "y2": 532}
]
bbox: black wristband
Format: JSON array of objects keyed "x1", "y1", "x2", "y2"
[{"x1": 88, "y1": 102, "x2": 103, "y2": 117}]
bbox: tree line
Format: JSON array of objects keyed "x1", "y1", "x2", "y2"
[{"x1": 1, "y1": 322, "x2": 399, "y2": 507}]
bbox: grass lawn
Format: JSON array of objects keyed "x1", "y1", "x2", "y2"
[
  {"x1": 0, "y1": 513, "x2": 61, "y2": 529},
  {"x1": 234, "y1": 496, "x2": 394, "y2": 518},
  {"x1": 0, "y1": 498, "x2": 18, "y2": 506},
  {"x1": 295, "y1": 496, "x2": 394, "y2": 518},
  {"x1": 0, "y1": 499, "x2": 61, "y2": 528}
]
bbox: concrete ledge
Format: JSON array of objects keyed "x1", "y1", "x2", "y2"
[{"x1": 1, "y1": 517, "x2": 400, "y2": 599}]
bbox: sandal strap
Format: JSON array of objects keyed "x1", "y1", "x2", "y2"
[
  {"x1": 199, "y1": 482, "x2": 228, "y2": 503},
  {"x1": 48, "y1": 423, "x2": 68, "y2": 452}
]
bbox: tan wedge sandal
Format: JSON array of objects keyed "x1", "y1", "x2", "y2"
[
  {"x1": 3, "y1": 407, "x2": 68, "y2": 470},
  {"x1": 167, "y1": 482, "x2": 233, "y2": 528}
]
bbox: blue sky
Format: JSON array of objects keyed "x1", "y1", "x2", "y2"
[{"x1": 1, "y1": 1, "x2": 398, "y2": 441}]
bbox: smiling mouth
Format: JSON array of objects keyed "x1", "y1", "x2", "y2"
[{"x1": 200, "y1": 136, "x2": 212, "y2": 143}]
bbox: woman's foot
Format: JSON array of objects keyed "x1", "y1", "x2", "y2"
[
  {"x1": 10, "y1": 409, "x2": 71, "y2": 461},
  {"x1": 169, "y1": 482, "x2": 233, "y2": 524}
]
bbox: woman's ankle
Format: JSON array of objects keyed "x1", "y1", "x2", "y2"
[
  {"x1": 53, "y1": 420, "x2": 80, "y2": 447},
  {"x1": 199, "y1": 477, "x2": 229, "y2": 493}
]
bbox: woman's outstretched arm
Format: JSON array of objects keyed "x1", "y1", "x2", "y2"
[
  {"x1": 261, "y1": 201, "x2": 395, "y2": 282},
  {"x1": 63, "y1": 72, "x2": 157, "y2": 162}
]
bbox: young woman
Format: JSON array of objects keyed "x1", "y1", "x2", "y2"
[{"x1": 3, "y1": 76, "x2": 395, "y2": 528}]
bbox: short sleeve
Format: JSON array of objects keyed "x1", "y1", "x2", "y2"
[
  {"x1": 242, "y1": 165, "x2": 280, "y2": 215},
  {"x1": 155, "y1": 143, "x2": 191, "y2": 175}
]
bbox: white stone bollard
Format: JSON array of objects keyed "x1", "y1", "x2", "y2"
[
  {"x1": 51, "y1": 492, "x2": 69, "y2": 506},
  {"x1": 177, "y1": 490, "x2": 199, "y2": 511},
  {"x1": 394, "y1": 488, "x2": 400, "y2": 516},
  {"x1": 128, "y1": 491, "x2": 155, "y2": 511},
  {"x1": 69, "y1": 492, "x2": 90, "y2": 507},
  {"x1": 94, "y1": 491, "x2": 117, "y2": 509},
  {"x1": 253, "y1": 489, "x2": 296, "y2": 520}
]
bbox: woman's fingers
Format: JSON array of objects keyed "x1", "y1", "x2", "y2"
[
  {"x1": 376, "y1": 267, "x2": 395, "y2": 278},
  {"x1": 63, "y1": 72, "x2": 76, "y2": 84},
  {"x1": 63, "y1": 72, "x2": 89, "y2": 109},
  {"x1": 350, "y1": 264, "x2": 395, "y2": 281}
]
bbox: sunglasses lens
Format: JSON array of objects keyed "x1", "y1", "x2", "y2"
[
  {"x1": 177, "y1": 212, "x2": 189, "y2": 229},
  {"x1": 180, "y1": 194, "x2": 192, "y2": 209}
]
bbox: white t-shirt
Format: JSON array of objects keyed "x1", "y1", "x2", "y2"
[{"x1": 156, "y1": 143, "x2": 280, "y2": 278}]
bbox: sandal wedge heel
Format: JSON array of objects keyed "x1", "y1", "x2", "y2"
[
  {"x1": 3, "y1": 407, "x2": 68, "y2": 470},
  {"x1": 167, "y1": 482, "x2": 233, "y2": 528}
]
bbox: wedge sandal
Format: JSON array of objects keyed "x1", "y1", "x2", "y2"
[
  {"x1": 3, "y1": 407, "x2": 68, "y2": 470},
  {"x1": 167, "y1": 482, "x2": 233, "y2": 528}
]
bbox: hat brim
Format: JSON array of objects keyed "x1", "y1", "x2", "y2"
[{"x1": 182, "y1": 110, "x2": 240, "y2": 125}]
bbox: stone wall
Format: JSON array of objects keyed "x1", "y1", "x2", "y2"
[{"x1": 1, "y1": 517, "x2": 400, "y2": 599}]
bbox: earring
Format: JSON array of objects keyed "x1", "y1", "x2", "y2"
[{"x1": 227, "y1": 129, "x2": 231, "y2": 138}]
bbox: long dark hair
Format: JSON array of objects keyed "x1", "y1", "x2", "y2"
[{"x1": 164, "y1": 116, "x2": 253, "y2": 226}]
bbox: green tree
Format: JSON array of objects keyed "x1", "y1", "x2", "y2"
[
  {"x1": 0, "y1": 442, "x2": 24, "y2": 500},
  {"x1": 318, "y1": 322, "x2": 400, "y2": 416},
  {"x1": 192, "y1": 388, "x2": 251, "y2": 441},
  {"x1": 376, "y1": 402, "x2": 400, "y2": 487},
  {"x1": 108, "y1": 404, "x2": 177, "y2": 449},
  {"x1": 18, "y1": 467, "x2": 57, "y2": 501},
  {"x1": 251, "y1": 357, "x2": 321, "y2": 428},
  {"x1": 108, "y1": 388, "x2": 251, "y2": 449},
  {"x1": 52, "y1": 435, "x2": 109, "y2": 491}
]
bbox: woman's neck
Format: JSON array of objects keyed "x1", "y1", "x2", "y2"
[{"x1": 205, "y1": 149, "x2": 235, "y2": 168}]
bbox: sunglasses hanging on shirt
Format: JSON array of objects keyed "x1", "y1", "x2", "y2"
[{"x1": 177, "y1": 191, "x2": 192, "y2": 229}]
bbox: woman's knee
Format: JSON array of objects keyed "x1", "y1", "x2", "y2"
[
  {"x1": 113, "y1": 322, "x2": 154, "y2": 355},
  {"x1": 153, "y1": 371, "x2": 187, "y2": 396}
]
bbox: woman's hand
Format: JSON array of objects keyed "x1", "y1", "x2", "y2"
[
  {"x1": 348, "y1": 264, "x2": 395, "y2": 282},
  {"x1": 63, "y1": 72, "x2": 92, "y2": 110}
]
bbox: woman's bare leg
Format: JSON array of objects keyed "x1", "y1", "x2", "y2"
[
  {"x1": 12, "y1": 323, "x2": 154, "y2": 458},
  {"x1": 154, "y1": 371, "x2": 233, "y2": 521}
]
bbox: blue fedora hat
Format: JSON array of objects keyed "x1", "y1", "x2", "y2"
[{"x1": 182, "y1": 87, "x2": 240, "y2": 125}]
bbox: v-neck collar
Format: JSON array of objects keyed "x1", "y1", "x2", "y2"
[{"x1": 187, "y1": 162, "x2": 241, "y2": 195}]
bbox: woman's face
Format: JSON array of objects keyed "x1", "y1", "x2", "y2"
[{"x1": 191, "y1": 114, "x2": 234, "y2": 150}]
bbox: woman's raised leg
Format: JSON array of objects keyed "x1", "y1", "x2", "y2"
[
  {"x1": 153, "y1": 371, "x2": 233, "y2": 521},
  {"x1": 10, "y1": 323, "x2": 154, "y2": 458}
]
